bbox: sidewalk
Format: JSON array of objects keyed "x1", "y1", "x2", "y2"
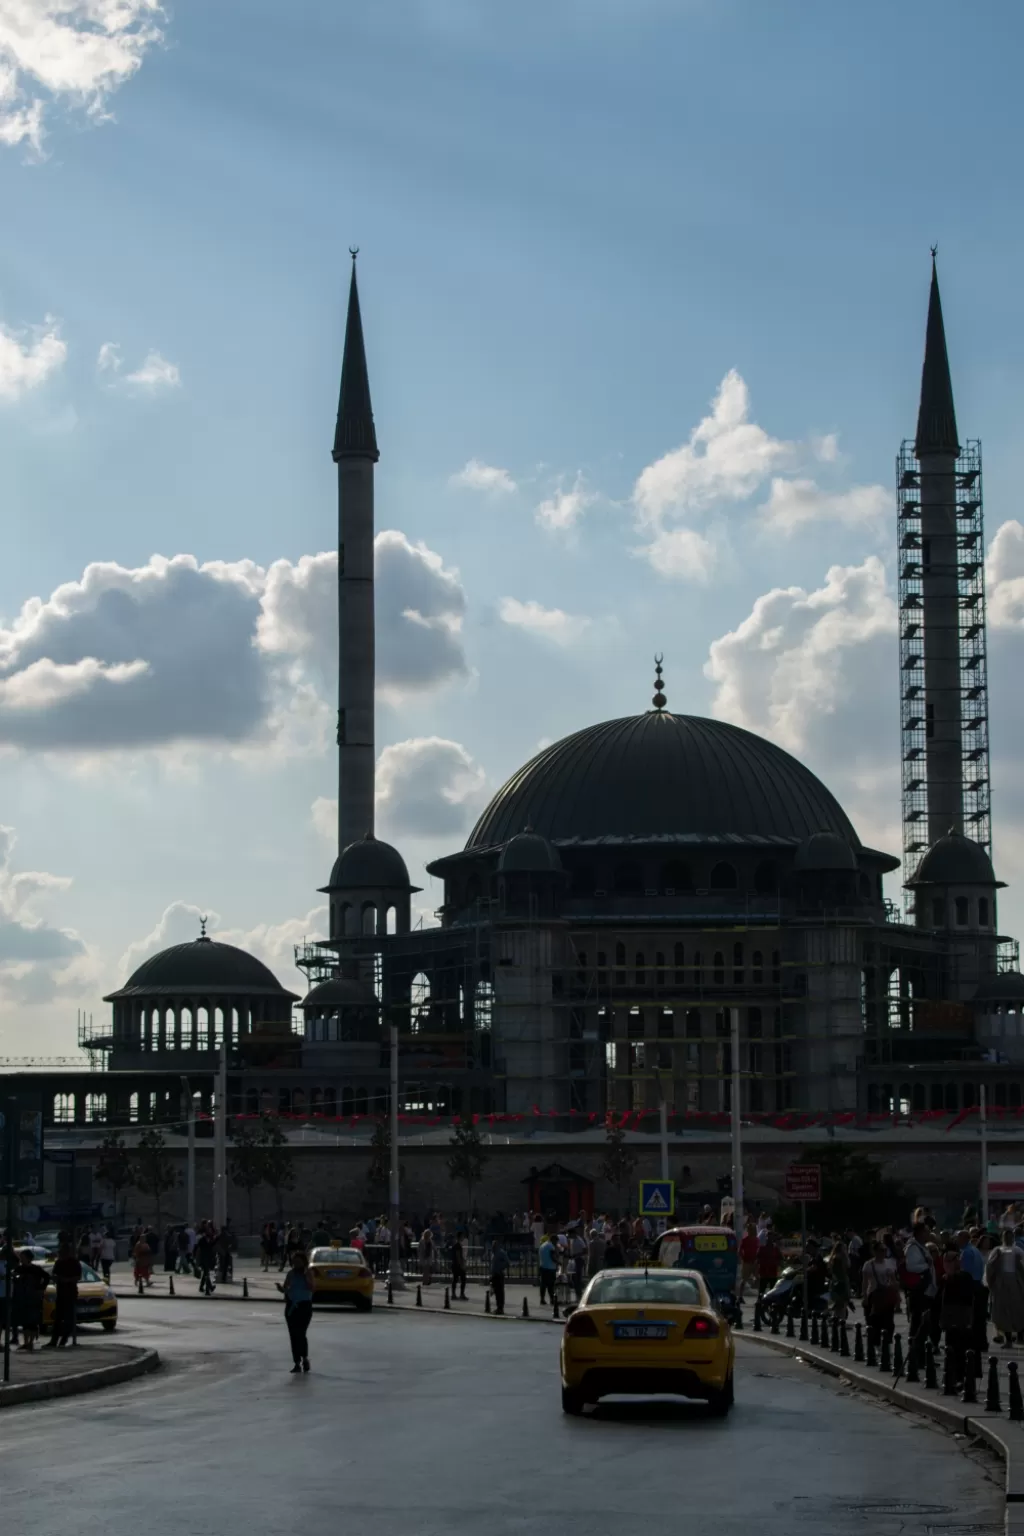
[
  {"x1": 0, "y1": 1342, "x2": 160, "y2": 1408},
  {"x1": 748, "y1": 1326, "x2": 1024, "y2": 1536}
]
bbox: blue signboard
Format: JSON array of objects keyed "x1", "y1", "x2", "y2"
[{"x1": 639, "y1": 1179, "x2": 675, "y2": 1217}]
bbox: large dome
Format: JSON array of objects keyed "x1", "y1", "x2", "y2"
[
  {"x1": 106, "y1": 937, "x2": 297, "y2": 1000},
  {"x1": 467, "y1": 711, "x2": 859, "y2": 850}
]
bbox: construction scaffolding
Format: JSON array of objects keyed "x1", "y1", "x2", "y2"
[{"x1": 898, "y1": 438, "x2": 991, "y2": 885}]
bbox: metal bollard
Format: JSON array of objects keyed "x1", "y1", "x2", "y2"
[
  {"x1": 522, "y1": 1296, "x2": 529, "y2": 1318},
  {"x1": 786, "y1": 1310, "x2": 795, "y2": 1340},
  {"x1": 553, "y1": 1295, "x2": 560, "y2": 1320},
  {"x1": 243, "y1": 1277, "x2": 249, "y2": 1299},
  {"x1": 831, "y1": 1316, "x2": 841, "y2": 1353},
  {"x1": 416, "y1": 1284, "x2": 423, "y2": 1308},
  {"x1": 879, "y1": 1333, "x2": 892, "y2": 1372},
  {"x1": 854, "y1": 1322, "x2": 864, "y2": 1362},
  {"x1": 444, "y1": 1288, "x2": 450, "y2": 1310},
  {"x1": 1008, "y1": 1360, "x2": 1024, "y2": 1422},
  {"x1": 484, "y1": 1289, "x2": 491, "y2": 1314},
  {"x1": 734, "y1": 1303, "x2": 743, "y2": 1332},
  {"x1": 387, "y1": 1282, "x2": 394, "y2": 1305},
  {"x1": 752, "y1": 1302, "x2": 762, "y2": 1333},
  {"x1": 962, "y1": 1351, "x2": 978, "y2": 1404},
  {"x1": 799, "y1": 1311, "x2": 808, "y2": 1343},
  {"x1": 866, "y1": 1330, "x2": 877, "y2": 1368},
  {"x1": 892, "y1": 1333, "x2": 904, "y2": 1377},
  {"x1": 941, "y1": 1344, "x2": 957, "y2": 1396},
  {"x1": 811, "y1": 1313, "x2": 820, "y2": 1346},
  {"x1": 986, "y1": 1355, "x2": 1001, "y2": 1412},
  {"x1": 839, "y1": 1322, "x2": 850, "y2": 1358},
  {"x1": 906, "y1": 1334, "x2": 921, "y2": 1384},
  {"x1": 770, "y1": 1308, "x2": 780, "y2": 1336},
  {"x1": 924, "y1": 1340, "x2": 938, "y2": 1390},
  {"x1": 169, "y1": 1274, "x2": 175, "y2": 1297},
  {"x1": 137, "y1": 1274, "x2": 144, "y2": 1296},
  {"x1": 819, "y1": 1315, "x2": 830, "y2": 1352}
]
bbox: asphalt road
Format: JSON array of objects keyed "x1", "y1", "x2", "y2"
[{"x1": 0, "y1": 1302, "x2": 1005, "y2": 1536}]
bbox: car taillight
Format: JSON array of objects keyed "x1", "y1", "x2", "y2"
[
  {"x1": 684, "y1": 1314, "x2": 720, "y2": 1339},
  {"x1": 358, "y1": 1267, "x2": 372, "y2": 1278},
  {"x1": 565, "y1": 1311, "x2": 599, "y2": 1338}
]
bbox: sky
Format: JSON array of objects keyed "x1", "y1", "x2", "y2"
[{"x1": 1, "y1": 0, "x2": 1024, "y2": 1057}]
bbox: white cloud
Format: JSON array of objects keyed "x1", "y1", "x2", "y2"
[
  {"x1": 705, "y1": 556, "x2": 896, "y2": 755},
  {"x1": 450, "y1": 458, "x2": 517, "y2": 494},
  {"x1": 633, "y1": 370, "x2": 792, "y2": 525},
  {"x1": 0, "y1": 316, "x2": 66, "y2": 400},
  {"x1": 311, "y1": 796, "x2": 336, "y2": 844},
  {"x1": 498, "y1": 596, "x2": 591, "y2": 645},
  {"x1": 535, "y1": 473, "x2": 594, "y2": 533},
  {"x1": 988, "y1": 520, "x2": 1024, "y2": 629},
  {"x1": 633, "y1": 525, "x2": 717, "y2": 583},
  {"x1": 118, "y1": 898, "x2": 325, "y2": 999},
  {"x1": 759, "y1": 477, "x2": 891, "y2": 536},
  {"x1": 125, "y1": 349, "x2": 179, "y2": 389},
  {"x1": 0, "y1": 824, "x2": 91, "y2": 1003},
  {"x1": 375, "y1": 737, "x2": 488, "y2": 838},
  {"x1": 0, "y1": 533, "x2": 468, "y2": 753},
  {"x1": 0, "y1": 0, "x2": 165, "y2": 155},
  {"x1": 117, "y1": 898, "x2": 216, "y2": 979},
  {"x1": 96, "y1": 340, "x2": 120, "y2": 373}
]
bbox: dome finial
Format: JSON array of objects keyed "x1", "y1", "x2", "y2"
[
  {"x1": 199, "y1": 914, "x2": 208, "y2": 941},
  {"x1": 652, "y1": 653, "x2": 666, "y2": 711}
]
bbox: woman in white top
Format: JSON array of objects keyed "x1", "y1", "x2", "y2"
[{"x1": 861, "y1": 1240, "x2": 899, "y2": 1342}]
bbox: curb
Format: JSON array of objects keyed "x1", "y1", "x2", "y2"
[
  {"x1": 116, "y1": 1287, "x2": 565, "y2": 1324},
  {"x1": 748, "y1": 1334, "x2": 1021, "y2": 1532},
  {"x1": 0, "y1": 1347, "x2": 160, "y2": 1409}
]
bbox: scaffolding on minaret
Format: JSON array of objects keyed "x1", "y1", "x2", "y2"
[{"x1": 897, "y1": 436, "x2": 991, "y2": 880}]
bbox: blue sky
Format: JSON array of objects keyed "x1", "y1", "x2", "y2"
[{"x1": 0, "y1": 0, "x2": 1023, "y2": 1054}]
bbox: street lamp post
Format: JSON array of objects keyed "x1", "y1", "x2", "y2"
[
  {"x1": 730, "y1": 1007, "x2": 744, "y2": 1232},
  {"x1": 213, "y1": 1041, "x2": 228, "y2": 1229},
  {"x1": 388, "y1": 1010, "x2": 405, "y2": 1290}
]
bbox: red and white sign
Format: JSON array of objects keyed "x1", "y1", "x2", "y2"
[{"x1": 785, "y1": 1164, "x2": 822, "y2": 1202}]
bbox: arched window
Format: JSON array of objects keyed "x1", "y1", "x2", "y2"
[
  {"x1": 655, "y1": 951, "x2": 666, "y2": 985},
  {"x1": 615, "y1": 943, "x2": 626, "y2": 985},
  {"x1": 692, "y1": 950, "x2": 703, "y2": 986},
  {"x1": 635, "y1": 952, "x2": 646, "y2": 985},
  {"x1": 752, "y1": 950, "x2": 764, "y2": 985},
  {"x1": 180, "y1": 1006, "x2": 193, "y2": 1050},
  {"x1": 129, "y1": 1092, "x2": 140, "y2": 1124},
  {"x1": 196, "y1": 1005, "x2": 209, "y2": 1051},
  {"x1": 945, "y1": 1082, "x2": 959, "y2": 1112},
  {"x1": 341, "y1": 1087, "x2": 354, "y2": 1117},
  {"x1": 324, "y1": 1088, "x2": 337, "y2": 1117},
  {"x1": 685, "y1": 1009, "x2": 701, "y2": 1038},
  {"x1": 673, "y1": 943, "x2": 684, "y2": 984},
  {"x1": 754, "y1": 860, "x2": 778, "y2": 895},
  {"x1": 661, "y1": 860, "x2": 692, "y2": 893},
  {"x1": 710, "y1": 862, "x2": 737, "y2": 891},
  {"x1": 748, "y1": 1007, "x2": 762, "y2": 1038},
  {"x1": 54, "y1": 1092, "x2": 75, "y2": 1124},
  {"x1": 596, "y1": 951, "x2": 607, "y2": 984},
  {"x1": 627, "y1": 1007, "x2": 643, "y2": 1038},
  {"x1": 912, "y1": 1083, "x2": 926, "y2": 1112},
  {"x1": 214, "y1": 1006, "x2": 225, "y2": 1045},
  {"x1": 387, "y1": 906, "x2": 397, "y2": 935},
  {"x1": 164, "y1": 1007, "x2": 175, "y2": 1047},
  {"x1": 713, "y1": 951, "x2": 725, "y2": 985},
  {"x1": 411, "y1": 972, "x2": 430, "y2": 1034},
  {"x1": 930, "y1": 1082, "x2": 944, "y2": 1111},
  {"x1": 658, "y1": 1008, "x2": 674, "y2": 1038},
  {"x1": 733, "y1": 943, "x2": 744, "y2": 983},
  {"x1": 979, "y1": 897, "x2": 991, "y2": 927},
  {"x1": 362, "y1": 903, "x2": 377, "y2": 935},
  {"x1": 85, "y1": 1093, "x2": 106, "y2": 1124},
  {"x1": 614, "y1": 863, "x2": 642, "y2": 895}
]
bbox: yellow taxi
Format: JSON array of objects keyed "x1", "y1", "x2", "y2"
[
  {"x1": 29, "y1": 1259, "x2": 119, "y2": 1334},
  {"x1": 307, "y1": 1246, "x2": 374, "y2": 1311},
  {"x1": 560, "y1": 1267, "x2": 734, "y2": 1416}
]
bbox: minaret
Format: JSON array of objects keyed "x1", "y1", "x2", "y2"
[
  {"x1": 333, "y1": 250, "x2": 379, "y2": 855},
  {"x1": 915, "y1": 253, "x2": 963, "y2": 847}
]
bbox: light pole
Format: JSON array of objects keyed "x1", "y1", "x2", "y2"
[
  {"x1": 180, "y1": 1079, "x2": 201, "y2": 1229},
  {"x1": 387, "y1": 1009, "x2": 405, "y2": 1290},
  {"x1": 730, "y1": 1007, "x2": 744, "y2": 1232},
  {"x1": 213, "y1": 1041, "x2": 228, "y2": 1229}
]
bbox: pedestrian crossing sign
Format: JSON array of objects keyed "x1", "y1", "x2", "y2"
[{"x1": 639, "y1": 1180, "x2": 675, "y2": 1216}]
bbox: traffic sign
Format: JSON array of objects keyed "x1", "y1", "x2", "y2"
[
  {"x1": 785, "y1": 1164, "x2": 821, "y2": 1202},
  {"x1": 639, "y1": 1179, "x2": 675, "y2": 1217}
]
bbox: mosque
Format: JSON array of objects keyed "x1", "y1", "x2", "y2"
[{"x1": 64, "y1": 257, "x2": 1024, "y2": 1134}]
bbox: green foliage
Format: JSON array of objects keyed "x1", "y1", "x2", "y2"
[
  {"x1": 94, "y1": 1132, "x2": 134, "y2": 1221},
  {"x1": 774, "y1": 1145, "x2": 906, "y2": 1234},
  {"x1": 446, "y1": 1115, "x2": 489, "y2": 1210},
  {"x1": 229, "y1": 1118, "x2": 267, "y2": 1234},
  {"x1": 600, "y1": 1122, "x2": 638, "y2": 1211},
  {"x1": 132, "y1": 1129, "x2": 179, "y2": 1229},
  {"x1": 258, "y1": 1114, "x2": 296, "y2": 1223},
  {"x1": 366, "y1": 1119, "x2": 391, "y2": 1194}
]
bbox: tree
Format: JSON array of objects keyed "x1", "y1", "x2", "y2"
[
  {"x1": 132, "y1": 1129, "x2": 179, "y2": 1231},
  {"x1": 366, "y1": 1119, "x2": 391, "y2": 1199},
  {"x1": 446, "y1": 1115, "x2": 489, "y2": 1214},
  {"x1": 259, "y1": 1115, "x2": 295, "y2": 1225},
  {"x1": 600, "y1": 1121, "x2": 638, "y2": 1215},
  {"x1": 94, "y1": 1132, "x2": 134, "y2": 1226},
  {"x1": 774, "y1": 1145, "x2": 906, "y2": 1234},
  {"x1": 229, "y1": 1119, "x2": 267, "y2": 1235}
]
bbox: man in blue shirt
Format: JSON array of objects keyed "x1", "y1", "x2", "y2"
[
  {"x1": 958, "y1": 1229, "x2": 985, "y2": 1283},
  {"x1": 958, "y1": 1228, "x2": 988, "y2": 1358},
  {"x1": 538, "y1": 1234, "x2": 558, "y2": 1308}
]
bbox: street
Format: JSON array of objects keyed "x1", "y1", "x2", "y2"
[{"x1": 0, "y1": 1301, "x2": 1005, "y2": 1535}]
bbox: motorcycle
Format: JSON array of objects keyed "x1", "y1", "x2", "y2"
[{"x1": 757, "y1": 1264, "x2": 828, "y2": 1328}]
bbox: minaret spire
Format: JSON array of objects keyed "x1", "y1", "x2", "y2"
[
  {"x1": 914, "y1": 249, "x2": 959, "y2": 458},
  {"x1": 334, "y1": 249, "x2": 377, "y2": 855},
  {"x1": 333, "y1": 250, "x2": 379, "y2": 464}
]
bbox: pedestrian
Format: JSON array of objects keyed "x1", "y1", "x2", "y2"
[
  {"x1": 938, "y1": 1247, "x2": 976, "y2": 1387},
  {"x1": 569, "y1": 1226, "x2": 587, "y2": 1300},
  {"x1": 827, "y1": 1236, "x2": 852, "y2": 1322},
  {"x1": 215, "y1": 1223, "x2": 233, "y2": 1284},
  {"x1": 195, "y1": 1228, "x2": 217, "y2": 1294},
  {"x1": 277, "y1": 1250, "x2": 313, "y2": 1373},
  {"x1": 132, "y1": 1230, "x2": 154, "y2": 1288},
  {"x1": 861, "y1": 1239, "x2": 899, "y2": 1346},
  {"x1": 538, "y1": 1232, "x2": 558, "y2": 1305},
  {"x1": 899, "y1": 1221, "x2": 937, "y2": 1346},
  {"x1": 49, "y1": 1241, "x2": 82, "y2": 1348},
  {"x1": 99, "y1": 1229, "x2": 116, "y2": 1283},
  {"x1": 985, "y1": 1230, "x2": 1024, "y2": 1346},
  {"x1": 603, "y1": 1229, "x2": 625, "y2": 1269},
  {"x1": 418, "y1": 1228, "x2": 435, "y2": 1286},
  {"x1": 737, "y1": 1218, "x2": 759, "y2": 1300},
  {"x1": 163, "y1": 1226, "x2": 177, "y2": 1273},
  {"x1": 12, "y1": 1249, "x2": 48, "y2": 1350},
  {"x1": 757, "y1": 1229, "x2": 781, "y2": 1297},
  {"x1": 587, "y1": 1225, "x2": 606, "y2": 1278},
  {"x1": 490, "y1": 1238, "x2": 510, "y2": 1315},
  {"x1": 177, "y1": 1225, "x2": 191, "y2": 1274},
  {"x1": 450, "y1": 1232, "x2": 468, "y2": 1300},
  {"x1": 88, "y1": 1226, "x2": 103, "y2": 1269}
]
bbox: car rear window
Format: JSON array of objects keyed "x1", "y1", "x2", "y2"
[
  {"x1": 310, "y1": 1249, "x2": 363, "y2": 1265},
  {"x1": 587, "y1": 1273, "x2": 702, "y2": 1306}
]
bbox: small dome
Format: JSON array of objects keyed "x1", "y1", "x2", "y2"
[
  {"x1": 301, "y1": 977, "x2": 378, "y2": 1010},
  {"x1": 106, "y1": 938, "x2": 297, "y2": 1000},
  {"x1": 793, "y1": 831, "x2": 857, "y2": 872},
  {"x1": 974, "y1": 972, "x2": 1024, "y2": 1006},
  {"x1": 499, "y1": 831, "x2": 564, "y2": 874},
  {"x1": 323, "y1": 834, "x2": 411, "y2": 890},
  {"x1": 910, "y1": 831, "x2": 1000, "y2": 887}
]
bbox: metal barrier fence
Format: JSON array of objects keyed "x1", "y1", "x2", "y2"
[{"x1": 363, "y1": 1241, "x2": 540, "y2": 1284}]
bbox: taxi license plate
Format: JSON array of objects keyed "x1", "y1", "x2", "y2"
[
  {"x1": 613, "y1": 1323, "x2": 669, "y2": 1340},
  {"x1": 327, "y1": 1268, "x2": 354, "y2": 1280}
]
